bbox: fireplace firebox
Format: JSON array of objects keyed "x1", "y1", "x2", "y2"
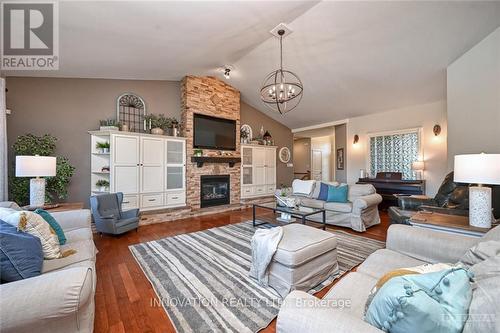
[{"x1": 200, "y1": 175, "x2": 230, "y2": 208}]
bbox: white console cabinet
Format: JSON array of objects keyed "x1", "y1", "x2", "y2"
[
  {"x1": 89, "y1": 130, "x2": 186, "y2": 211},
  {"x1": 241, "y1": 144, "x2": 276, "y2": 199}
]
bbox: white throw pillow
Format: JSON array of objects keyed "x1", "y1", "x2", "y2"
[
  {"x1": 7, "y1": 211, "x2": 63, "y2": 259},
  {"x1": 292, "y1": 179, "x2": 316, "y2": 197},
  {"x1": 0, "y1": 207, "x2": 21, "y2": 225}
]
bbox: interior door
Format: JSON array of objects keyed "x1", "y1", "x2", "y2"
[
  {"x1": 112, "y1": 135, "x2": 140, "y2": 194},
  {"x1": 312, "y1": 149, "x2": 323, "y2": 181},
  {"x1": 141, "y1": 137, "x2": 164, "y2": 193}
]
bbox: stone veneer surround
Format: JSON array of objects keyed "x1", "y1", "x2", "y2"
[{"x1": 181, "y1": 76, "x2": 241, "y2": 210}]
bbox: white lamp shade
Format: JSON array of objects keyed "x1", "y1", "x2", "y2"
[
  {"x1": 454, "y1": 154, "x2": 500, "y2": 185},
  {"x1": 16, "y1": 156, "x2": 57, "y2": 177},
  {"x1": 411, "y1": 161, "x2": 425, "y2": 171}
]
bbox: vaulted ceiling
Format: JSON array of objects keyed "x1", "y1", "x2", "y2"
[{"x1": 4, "y1": 1, "x2": 500, "y2": 129}]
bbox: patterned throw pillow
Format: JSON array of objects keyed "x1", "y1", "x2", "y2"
[
  {"x1": 35, "y1": 209, "x2": 67, "y2": 245},
  {"x1": 3, "y1": 211, "x2": 74, "y2": 260}
]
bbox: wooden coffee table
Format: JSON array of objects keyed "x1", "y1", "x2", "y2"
[{"x1": 409, "y1": 211, "x2": 493, "y2": 238}]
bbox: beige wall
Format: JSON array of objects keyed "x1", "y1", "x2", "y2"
[
  {"x1": 293, "y1": 137, "x2": 311, "y2": 177},
  {"x1": 240, "y1": 102, "x2": 294, "y2": 187},
  {"x1": 6, "y1": 77, "x2": 181, "y2": 203},
  {"x1": 346, "y1": 101, "x2": 448, "y2": 196},
  {"x1": 6, "y1": 77, "x2": 294, "y2": 203},
  {"x1": 447, "y1": 27, "x2": 500, "y2": 167}
]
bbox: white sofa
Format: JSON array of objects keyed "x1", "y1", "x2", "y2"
[
  {"x1": 0, "y1": 207, "x2": 96, "y2": 333},
  {"x1": 276, "y1": 224, "x2": 500, "y2": 333},
  {"x1": 289, "y1": 181, "x2": 382, "y2": 232}
]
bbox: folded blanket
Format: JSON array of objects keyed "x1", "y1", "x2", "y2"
[{"x1": 249, "y1": 226, "x2": 284, "y2": 286}]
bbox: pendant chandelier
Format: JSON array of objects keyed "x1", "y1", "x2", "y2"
[{"x1": 260, "y1": 29, "x2": 303, "y2": 115}]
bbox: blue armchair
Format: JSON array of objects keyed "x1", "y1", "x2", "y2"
[{"x1": 90, "y1": 192, "x2": 139, "y2": 235}]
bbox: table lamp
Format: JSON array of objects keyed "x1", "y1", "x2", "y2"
[
  {"x1": 454, "y1": 154, "x2": 500, "y2": 228},
  {"x1": 16, "y1": 155, "x2": 57, "y2": 207},
  {"x1": 411, "y1": 161, "x2": 425, "y2": 180}
]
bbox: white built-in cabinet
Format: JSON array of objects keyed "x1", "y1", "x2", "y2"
[
  {"x1": 89, "y1": 130, "x2": 186, "y2": 211},
  {"x1": 241, "y1": 144, "x2": 277, "y2": 198}
]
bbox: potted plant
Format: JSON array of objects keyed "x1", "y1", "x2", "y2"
[
  {"x1": 95, "y1": 179, "x2": 110, "y2": 192},
  {"x1": 96, "y1": 141, "x2": 110, "y2": 153},
  {"x1": 193, "y1": 149, "x2": 203, "y2": 157},
  {"x1": 99, "y1": 119, "x2": 119, "y2": 131}
]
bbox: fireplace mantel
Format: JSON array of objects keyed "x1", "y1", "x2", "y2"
[{"x1": 191, "y1": 156, "x2": 241, "y2": 168}]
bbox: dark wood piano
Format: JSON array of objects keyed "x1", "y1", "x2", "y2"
[{"x1": 356, "y1": 172, "x2": 426, "y2": 210}]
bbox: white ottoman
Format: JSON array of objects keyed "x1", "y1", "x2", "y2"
[{"x1": 268, "y1": 224, "x2": 338, "y2": 297}]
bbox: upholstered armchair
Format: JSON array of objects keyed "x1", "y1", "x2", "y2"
[
  {"x1": 90, "y1": 192, "x2": 139, "y2": 235},
  {"x1": 388, "y1": 171, "x2": 469, "y2": 224}
]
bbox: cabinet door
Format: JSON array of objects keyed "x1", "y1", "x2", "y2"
[
  {"x1": 166, "y1": 140, "x2": 185, "y2": 165},
  {"x1": 113, "y1": 135, "x2": 139, "y2": 165},
  {"x1": 114, "y1": 166, "x2": 139, "y2": 194},
  {"x1": 141, "y1": 138, "x2": 164, "y2": 193},
  {"x1": 266, "y1": 166, "x2": 276, "y2": 185},
  {"x1": 265, "y1": 148, "x2": 276, "y2": 167},
  {"x1": 254, "y1": 166, "x2": 266, "y2": 185},
  {"x1": 242, "y1": 147, "x2": 253, "y2": 165},
  {"x1": 166, "y1": 166, "x2": 184, "y2": 190},
  {"x1": 242, "y1": 166, "x2": 253, "y2": 185},
  {"x1": 253, "y1": 148, "x2": 266, "y2": 167}
]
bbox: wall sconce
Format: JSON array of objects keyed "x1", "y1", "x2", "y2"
[
  {"x1": 433, "y1": 124, "x2": 441, "y2": 136},
  {"x1": 353, "y1": 134, "x2": 359, "y2": 145}
]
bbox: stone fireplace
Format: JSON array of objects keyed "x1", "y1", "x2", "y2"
[{"x1": 181, "y1": 76, "x2": 241, "y2": 210}]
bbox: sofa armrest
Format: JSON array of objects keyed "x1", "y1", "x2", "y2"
[
  {"x1": 397, "y1": 196, "x2": 435, "y2": 210},
  {"x1": 0, "y1": 266, "x2": 94, "y2": 332},
  {"x1": 51, "y1": 209, "x2": 91, "y2": 231},
  {"x1": 277, "y1": 291, "x2": 382, "y2": 333},
  {"x1": 386, "y1": 224, "x2": 478, "y2": 263},
  {"x1": 352, "y1": 194, "x2": 383, "y2": 215}
]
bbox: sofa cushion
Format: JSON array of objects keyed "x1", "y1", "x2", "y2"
[
  {"x1": 300, "y1": 198, "x2": 325, "y2": 209},
  {"x1": 0, "y1": 220, "x2": 43, "y2": 282},
  {"x1": 0, "y1": 208, "x2": 19, "y2": 224},
  {"x1": 482, "y1": 224, "x2": 500, "y2": 242},
  {"x1": 35, "y1": 209, "x2": 67, "y2": 245},
  {"x1": 273, "y1": 224, "x2": 337, "y2": 267},
  {"x1": 323, "y1": 271, "x2": 378, "y2": 317},
  {"x1": 317, "y1": 182, "x2": 329, "y2": 201},
  {"x1": 324, "y1": 202, "x2": 352, "y2": 213},
  {"x1": 347, "y1": 184, "x2": 376, "y2": 202},
  {"x1": 65, "y1": 227, "x2": 93, "y2": 243},
  {"x1": 459, "y1": 240, "x2": 500, "y2": 267},
  {"x1": 327, "y1": 184, "x2": 348, "y2": 203},
  {"x1": 42, "y1": 239, "x2": 97, "y2": 273},
  {"x1": 0, "y1": 202, "x2": 21, "y2": 210},
  {"x1": 292, "y1": 179, "x2": 316, "y2": 197},
  {"x1": 357, "y1": 249, "x2": 426, "y2": 279},
  {"x1": 310, "y1": 182, "x2": 322, "y2": 199}
]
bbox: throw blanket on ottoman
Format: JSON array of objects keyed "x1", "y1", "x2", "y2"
[{"x1": 249, "y1": 226, "x2": 283, "y2": 286}]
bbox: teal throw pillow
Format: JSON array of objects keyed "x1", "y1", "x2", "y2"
[
  {"x1": 327, "y1": 184, "x2": 348, "y2": 203},
  {"x1": 34, "y1": 209, "x2": 67, "y2": 245},
  {"x1": 365, "y1": 267, "x2": 473, "y2": 333}
]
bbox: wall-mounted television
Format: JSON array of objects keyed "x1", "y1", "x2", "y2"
[{"x1": 193, "y1": 114, "x2": 236, "y2": 151}]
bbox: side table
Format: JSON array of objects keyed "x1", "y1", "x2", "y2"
[{"x1": 409, "y1": 211, "x2": 492, "y2": 238}]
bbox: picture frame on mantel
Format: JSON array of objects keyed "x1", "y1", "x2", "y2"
[{"x1": 337, "y1": 148, "x2": 344, "y2": 170}]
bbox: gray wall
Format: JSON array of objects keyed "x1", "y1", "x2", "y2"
[
  {"x1": 6, "y1": 77, "x2": 180, "y2": 203},
  {"x1": 240, "y1": 102, "x2": 294, "y2": 187},
  {"x1": 447, "y1": 27, "x2": 500, "y2": 167},
  {"x1": 334, "y1": 124, "x2": 347, "y2": 183},
  {"x1": 6, "y1": 77, "x2": 295, "y2": 202}
]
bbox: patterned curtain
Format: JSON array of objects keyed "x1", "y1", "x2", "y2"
[{"x1": 369, "y1": 131, "x2": 419, "y2": 179}]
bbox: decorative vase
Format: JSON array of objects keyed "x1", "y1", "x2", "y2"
[
  {"x1": 103, "y1": 147, "x2": 110, "y2": 153},
  {"x1": 172, "y1": 127, "x2": 179, "y2": 137},
  {"x1": 121, "y1": 124, "x2": 129, "y2": 132},
  {"x1": 151, "y1": 128, "x2": 164, "y2": 135}
]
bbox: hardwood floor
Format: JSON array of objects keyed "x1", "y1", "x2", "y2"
[{"x1": 93, "y1": 208, "x2": 390, "y2": 333}]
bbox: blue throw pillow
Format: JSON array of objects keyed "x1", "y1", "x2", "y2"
[
  {"x1": 0, "y1": 220, "x2": 43, "y2": 283},
  {"x1": 317, "y1": 183, "x2": 329, "y2": 201},
  {"x1": 365, "y1": 268, "x2": 473, "y2": 333},
  {"x1": 327, "y1": 184, "x2": 348, "y2": 203},
  {"x1": 35, "y1": 209, "x2": 66, "y2": 245}
]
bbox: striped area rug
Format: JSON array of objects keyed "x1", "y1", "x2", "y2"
[{"x1": 130, "y1": 221, "x2": 384, "y2": 333}]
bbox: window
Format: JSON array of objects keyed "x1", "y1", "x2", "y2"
[{"x1": 369, "y1": 129, "x2": 421, "y2": 179}]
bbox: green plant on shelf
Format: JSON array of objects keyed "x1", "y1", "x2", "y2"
[
  {"x1": 95, "y1": 142, "x2": 110, "y2": 149},
  {"x1": 95, "y1": 179, "x2": 110, "y2": 188}
]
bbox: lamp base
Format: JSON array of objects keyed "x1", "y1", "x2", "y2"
[
  {"x1": 469, "y1": 186, "x2": 492, "y2": 229},
  {"x1": 30, "y1": 178, "x2": 46, "y2": 208}
]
